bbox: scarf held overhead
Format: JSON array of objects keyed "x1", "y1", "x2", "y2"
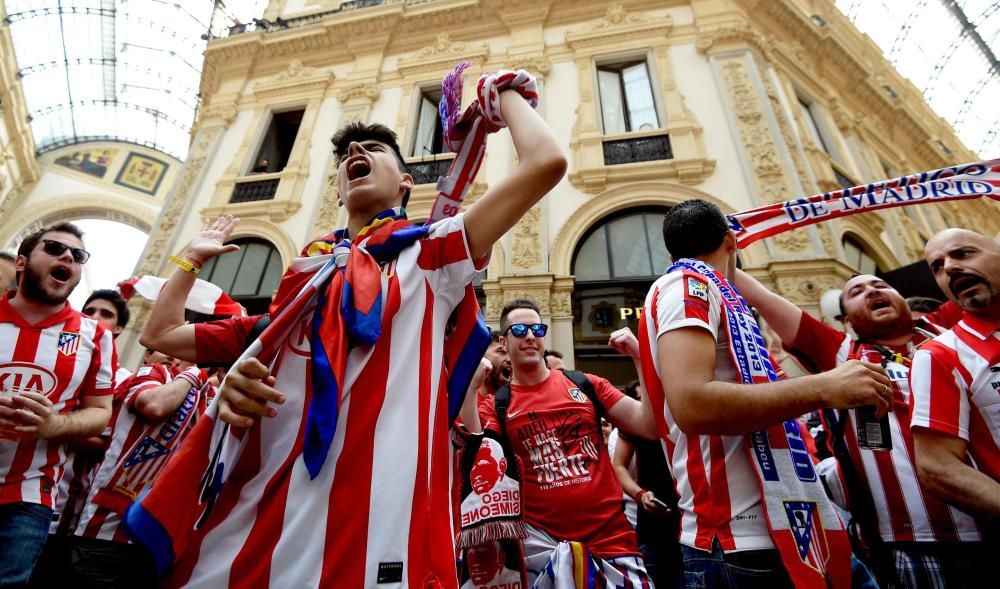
[
  {"x1": 125, "y1": 62, "x2": 537, "y2": 580},
  {"x1": 668, "y1": 258, "x2": 853, "y2": 589},
  {"x1": 728, "y1": 159, "x2": 1000, "y2": 247}
]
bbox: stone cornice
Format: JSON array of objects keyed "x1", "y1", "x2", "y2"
[
  {"x1": 397, "y1": 33, "x2": 490, "y2": 79},
  {"x1": 566, "y1": 4, "x2": 673, "y2": 51},
  {"x1": 252, "y1": 60, "x2": 336, "y2": 100}
]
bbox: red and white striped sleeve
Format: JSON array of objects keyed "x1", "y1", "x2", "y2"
[
  {"x1": 122, "y1": 364, "x2": 171, "y2": 412},
  {"x1": 417, "y1": 213, "x2": 488, "y2": 299},
  {"x1": 654, "y1": 270, "x2": 721, "y2": 341},
  {"x1": 910, "y1": 343, "x2": 970, "y2": 440},
  {"x1": 82, "y1": 324, "x2": 116, "y2": 397}
]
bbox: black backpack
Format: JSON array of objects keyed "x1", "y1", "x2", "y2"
[{"x1": 492, "y1": 369, "x2": 604, "y2": 434}]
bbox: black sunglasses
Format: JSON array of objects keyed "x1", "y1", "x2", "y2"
[
  {"x1": 41, "y1": 239, "x2": 90, "y2": 264},
  {"x1": 504, "y1": 323, "x2": 548, "y2": 338}
]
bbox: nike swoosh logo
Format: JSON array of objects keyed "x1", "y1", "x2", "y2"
[{"x1": 507, "y1": 409, "x2": 525, "y2": 418}]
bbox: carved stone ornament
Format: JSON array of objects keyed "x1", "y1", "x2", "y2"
[
  {"x1": 398, "y1": 33, "x2": 489, "y2": 77},
  {"x1": 775, "y1": 275, "x2": 842, "y2": 305},
  {"x1": 565, "y1": 4, "x2": 671, "y2": 49},
  {"x1": 507, "y1": 54, "x2": 552, "y2": 77},
  {"x1": 720, "y1": 60, "x2": 790, "y2": 205},
  {"x1": 198, "y1": 103, "x2": 238, "y2": 127},
  {"x1": 136, "y1": 128, "x2": 221, "y2": 276},
  {"x1": 253, "y1": 60, "x2": 334, "y2": 99},
  {"x1": 772, "y1": 228, "x2": 810, "y2": 253},
  {"x1": 550, "y1": 291, "x2": 571, "y2": 317},
  {"x1": 336, "y1": 82, "x2": 380, "y2": 104},
  {"x1": 511, "y1": 205, "x2": 542, "y2": 270},
  {"x1": 312, "y1": 169, "x2": 341, "y2": 236},
  {"x1": 696, "y1": 23, "x2": 773, "y2": 59}
]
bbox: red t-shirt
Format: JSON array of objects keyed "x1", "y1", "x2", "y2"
[
  {"x1": 194, "y1": 314, "x2": 263, "y2": 364},
  {"x1": 479, "y1": 370, "x2": 635, "y2": 557}
]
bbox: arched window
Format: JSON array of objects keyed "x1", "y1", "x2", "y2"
[
  {"x1": 570, "y1": 207, "x2": 670, "y2": 384},
  {"x1": 199, "y1": 238, "x2": 284, "y2": 316},
  {"x1": 842, "y1": 235, "x2": 881, "y2": 275}
]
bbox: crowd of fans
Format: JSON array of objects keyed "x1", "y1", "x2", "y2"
[{"x1": 0, "y1": 108, "x2": 998, "y2": 589}]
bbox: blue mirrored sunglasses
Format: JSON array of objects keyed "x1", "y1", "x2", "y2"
[{"x1": 505, "y1": 323, "x2": 548, "y2": 338}]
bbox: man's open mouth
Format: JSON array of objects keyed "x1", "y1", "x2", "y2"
[
  {"x1": 346, "y1": 157, "x2": 371, "y2": 181},
  {"x1": 50, "y1": 265, "x2": 71, "y2": 284},
  {"x1": 870, "y1": 299, "x2": 891, "y2": 312},
  {"x1": 950, "y1": 273, "x2": 982, "y2": 296}
]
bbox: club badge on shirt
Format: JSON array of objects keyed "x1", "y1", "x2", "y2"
[
  {"x1": 58, "y1": 332, "x2": 81, "y2": 356},
  {"x1": 687, "y1": 277, "x2": 708, "y2": 301},
  {"x1": 567, "y1": 387, "x2": 587, "y2": 403}
]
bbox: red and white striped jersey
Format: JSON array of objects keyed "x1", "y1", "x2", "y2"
[
  {"x1": 0, "y1": 296, "x2": 115, "y2": 507},
  {"x1": 76, "y1": 363, "x2": 208, "y2": 542},
  {"x1": 50, "y1": 364, "x2": 132, "y2": 533},
  {"x1": 167, "y1": 214, "x2": 487, "y2": 588},
  {"x1": 789, "y1": 312, "x2": 980, "y2": 543},
  {"x1": 910, "y1": 314, "x2": 1000, "y2": 482},
  {"x1": 640, "y1": 269, "x2": 774, "y2": 552}
]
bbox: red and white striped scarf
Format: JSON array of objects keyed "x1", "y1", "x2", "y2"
[{"x1": 730, "y1": 159, "x2": 1000, "y2": 246}]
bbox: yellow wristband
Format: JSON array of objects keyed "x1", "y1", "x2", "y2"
[{"x1": 170, "y1": 255, "x2": 201, "y2": 274}]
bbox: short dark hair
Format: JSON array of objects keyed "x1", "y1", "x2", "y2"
[
  {"x1": 330, "y1": 121, "x2": 411, "y2": 208},
  {"x1": 662, "y1": 199, "x2": 729, "y2": 261},
  {"x1": 16, "y1": 222, "x2": 85, "y2": 283},
  {"x1": 84, "y1": 289, "x2": 130, "y2": 328},
  {"x1": 623, "y1": 379, "x2": 641, "y2": 400},
  {"x1": 489, "y1": 329, "x2": 503, "y2": 344},
  {"x1": 838, "y1": 273, "x2": 862, "y2": 319},
  {"x1": 543, "y1": 350, "x2": 563, "y2": 360},
  {"x1": 500, "y1": 298, "x2": 541, "y2": 331},
  {"x1": 0, "y1": 251, "x2": 14, "y2": 263},
  {"x1": 17, "y1": 221, "x2": 85, "y2": 260},
  {"x1": 906, "y1": 296, "x2": 944, "y2": 315}
]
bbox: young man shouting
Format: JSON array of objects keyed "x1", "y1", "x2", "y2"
[
  {"x1": 733, "y1": 266, "x2": 984, "y2": 587},
  {"x1": 0, "y1": 223, "x2": 114, "y2": 585},
  {"x1": 134, "y1": 76, "x2": 566, "y2": 588}
]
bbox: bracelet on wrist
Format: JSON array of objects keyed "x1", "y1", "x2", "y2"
[
  {"x1": 635, "y1": 488, "x2": 650, "y2": 502},
  {"x1": 170, "y1": 255, "x2": 202, "y2": 274}
]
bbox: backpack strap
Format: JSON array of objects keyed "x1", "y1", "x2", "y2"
[
  {"x1": 560, "y1": 369, "x2": 605, "y2": 423},
  {"x1": 245, "y1": 315, "x2": 271, "y2": 347},
  {"x1": 494, "y1": 382, "x2": 512, "y2": 435}
]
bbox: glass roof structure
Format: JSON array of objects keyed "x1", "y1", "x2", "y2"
[
  {"x1": 4, "y1": 0, "x2": 266, "y2": 160},
  {"x1": 836, "y1": 0, "x2": 999, "y2": 156}
]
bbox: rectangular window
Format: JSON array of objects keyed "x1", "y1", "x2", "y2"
[
  {"x1": 411, "y1": 88, "x2": 447, "y2": 156},
  {"x1": 250, "y1": 108, "x2": 305, "y2": 174},
  {"x1": 597, "y1": 60, "x2": 659, "y2": 134},
  {"x1": 797, "y1": 97, "x2": 829, "y2": 153}
]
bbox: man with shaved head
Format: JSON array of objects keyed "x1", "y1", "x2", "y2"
[
  {"x1": 910, "y1": 229, "x2": 1000, "y2": 527},
  {"x1": 734, "y1": 262, "x2": 984, "y2": 587}
]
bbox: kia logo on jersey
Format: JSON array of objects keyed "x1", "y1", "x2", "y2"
[{"x1": 0, "y1": 362, "x2": 57, "y2": 397}]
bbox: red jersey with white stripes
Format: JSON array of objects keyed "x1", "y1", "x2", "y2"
[
  {"x1": 478, "y1": 371, "x2": 635, "y2": 558},
  {"x1": 168, "y1": 214, "x2": 486, "y2": 588},
  {"x1": 788, "y1": 312, "x2": 980, "y2": 542},
  {"x1": 640, "y1": 269, "x2": 773, "y2": 552},
  {"x1": 0, "y1": 295, "x2": 115, "y2": 507},
  {"x1": 910, "y1": 314, "x2": 1000, "y2": 482},
  {"x1": 76, "y1": 363, "x2": 208, "y2": 542}
]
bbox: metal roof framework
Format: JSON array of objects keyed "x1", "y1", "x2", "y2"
[
  {"x1": 837, "y1": 0, "x2": 1000, "y2": 155},
  {"x1": 3, "y1": 0, "x2": 265, "y2": 160}
]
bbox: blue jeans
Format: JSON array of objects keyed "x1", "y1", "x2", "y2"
[
  {"x1": 0, "y1": 502, "x2": 52, "y2": 587},
  {"x1": 680, "y1": 540, "x2": 793, "y2": 589}
]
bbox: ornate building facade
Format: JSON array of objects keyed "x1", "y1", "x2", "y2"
[{"x1": 2, "y1": 0, "x2": 998, "y2": 377}]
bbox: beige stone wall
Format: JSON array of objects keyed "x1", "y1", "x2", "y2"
[{"x1": 3, "y1": 0, "x2": 997, "y2": 368}]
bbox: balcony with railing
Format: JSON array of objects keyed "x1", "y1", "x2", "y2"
[
  {"x1": 229, "y1": 175, "x2": 280, "y2": 203},
  {"x1": 602, "y1": 133, "x2": 673, "y2": 166},
  {"x1": 406, "y1": 156, "x2": 453, "y2": 185}
]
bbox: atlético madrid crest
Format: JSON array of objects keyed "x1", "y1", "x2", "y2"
[
  {"x1": 58, "y1": 332, "x2": 80, "y2": 356},
  {"x1": 784, "y1": 500, "x2": 830, "y2": 573}
]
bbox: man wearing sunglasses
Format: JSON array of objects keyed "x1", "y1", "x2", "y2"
[
  {"x1": 464, "y1": 298, "x2": 658, "y2": 586},
  {"x1": 0, "y1": 222, "x2": 114, "y2": 586}
]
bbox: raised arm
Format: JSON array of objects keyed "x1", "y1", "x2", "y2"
[
  {"x1": 606, "y1": 327, "x2": 658, "y2": 439},
  {"x1": 659, "y1": 327, "x2": 891, "y2": 436},
  {"x1": 139, "y1": 216, "x2": 240, "y2": 360},
  {"x1": 464, "y1": 90, "x2": 567, "y2": 260},
  {"x1": 732, "y1": 269, "x2": 803, "y2": 345}
]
